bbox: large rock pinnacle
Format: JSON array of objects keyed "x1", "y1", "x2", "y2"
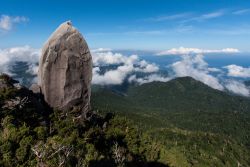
[{"x1": 38, "y1": 21, "x2": 92, "y2": 114}]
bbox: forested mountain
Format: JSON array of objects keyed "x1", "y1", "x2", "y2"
[
  {"x1": 92, "y1": 77, "x2": 250, "y2": 166},
  {"x1": 1, "y1": 75, "x2": 250, "y2": 166}
]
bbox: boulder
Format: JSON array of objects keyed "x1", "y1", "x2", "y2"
[
  {"x1": 29, "y1": 84, "x2": 41, "y2": 94},
  {"x1": 38, "y1": 21, "x2": 92, "y2": 114}
]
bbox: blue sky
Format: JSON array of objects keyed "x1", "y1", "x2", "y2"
[{"x1": 1, "y1": 0, "x2": 250, "y2": 51}]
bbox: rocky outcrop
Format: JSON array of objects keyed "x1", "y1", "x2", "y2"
[
  {"x1": 37, "y1": 21, "x2": 92, "y2": 114},
  {"x1": 0, "y1": 74, "x2": 46, "y2": 114},
  {"x1": 0, "y1": 74, "x2": 19, "y2": 89}
]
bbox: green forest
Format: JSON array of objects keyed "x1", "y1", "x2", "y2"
[
  {"x1": 1, "y1": 74, "x2": 250, "y2": 166},
  {"x1": 92, "y1": 77, "x2": 250, "y2": 166}
]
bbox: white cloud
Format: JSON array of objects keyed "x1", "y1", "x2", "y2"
[
  {"x1": 224, "y1": 65, "x2": 250, "y2": 78},
  {"x1": 91, "y1": 48, "x2": 112, "y2": 53},
  {"x1": 0, "y1": 15, "x2": 11, "y2": 30},
  {"x1": 91, "y1": 50, "x2": 159, "y2": 85},
  {"x1": 225, "y1": 80, "x2": 250, "y2": 96},
  {"x1": 0, "y1": 47, "x2": 160, "y2": 86},
  {"x1": 156, "y1": 47, "x2": 239, "y2": 56},
  {"x1": 233, "y1": 9, "x2": 250, "y2": 15},
  {"x1": 182, "y1": 10, "x2": 226, "y2": 23},
  {"x1": 171, "y1": 54, "x2": 224, "y2": 90},
  {"x1": 92, "y1": 51, "x2": 138, "y2": 66},
  {"x1": 129, "y1": 74, "x2": 170, "y2": 84},
  {"x1": 145, "y1": 13, "x2": 191, "y2": 22},
  {"x1": 168, "y1": 53, "x2": 250, "y2": 96},
  {"x1": 0, "y1": 46, "x2": 40, "y2": 85},
  {"x1": 92, "y1": 65, "x2": 133, "y2": 85},
  {"x1": 0, "y1": 46, "x2": 249, "y2": 97},
  {"x1": 208, "y1": 67, "x2": 222, "y2": 72},
  {"x1": 136, "y1": 60, "x2": 159, "y2": 73},
  {"x1": 146, "y1": 10, "x2": 225, "y2": 23},
  {"x1": 0, "y1": 15, "x2": 28, "y2": 31},
  {"x1": 198, "y1": 11, "x2": 225, "y2": 20},
  {"x1": 0, "y1": 46, "x2": 40, "y2": 75}
]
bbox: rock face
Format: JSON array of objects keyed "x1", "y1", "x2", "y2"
[{"x1": 38, "y1": 21, "x2": 92, "y2": 113}]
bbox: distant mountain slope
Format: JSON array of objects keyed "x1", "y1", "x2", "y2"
[
  {"x1": 127, "y1": 77, "x2": 250, "y2": 113},
  {"x1": 92, "y1": 77, "x2": 250, "y2": 145}
]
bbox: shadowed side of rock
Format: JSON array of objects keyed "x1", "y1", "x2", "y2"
[{"x1": 37, "y1": 21, "x2": 92, "y2": 115}]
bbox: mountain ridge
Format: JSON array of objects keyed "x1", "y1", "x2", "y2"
[
  {"x1": 92, "y1": 76, "x2": 250, "y2": 146},
  {"x1": 93, "y1": 76, "x2": 250, "y2": 113}
]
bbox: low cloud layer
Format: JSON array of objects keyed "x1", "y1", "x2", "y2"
[
  {"x1": 0, "y1": 15, "x2": 28, "y2": 31},
  {"x1": 128, "y1": 74, "x2": 170, "y2": 84},
  {"x1": 224, "y1": 80, "x2": 250, "y2": 97},
  {"x1": 92, "y1": 49, "x2": 249, "y2": 96},
  {"x1": 0, "y1": 46, "x2": 249, "y2": 97},
  {"x1": 169, "y1": 54, "x2": 249, "y2": 96},
  {"x1": 171, "y1": 54, "x2": 224, "y2": 90},
  {"x1": 0, "y1": 46, "x2": 40, "y2": 75},
  {"x1": 92, "y1": 49, "x2": 160, "y2": 85},
  {"x1": 224, "y1": 64, "x2": 250, "y2": 78},
  {"x1": 156, "y1": 47, "x2": 239, "y2": 56}
]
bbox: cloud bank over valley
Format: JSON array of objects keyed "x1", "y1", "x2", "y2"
[{"x1": 0, "y1": 46, "x2": 249, "y2": 97}]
